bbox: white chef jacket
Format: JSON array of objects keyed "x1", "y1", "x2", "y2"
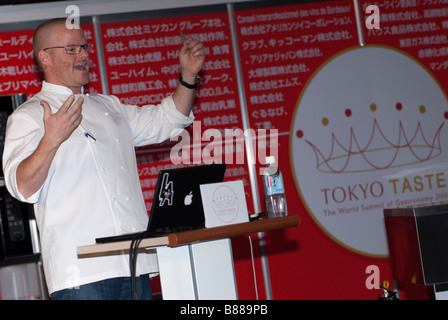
[{"x1": 2, "y1": 81, "x2": 194, "y2": 294}]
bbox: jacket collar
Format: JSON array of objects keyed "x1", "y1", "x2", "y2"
[{"x1": 41, "y1": 81, "x2": 84, "y2": 95}]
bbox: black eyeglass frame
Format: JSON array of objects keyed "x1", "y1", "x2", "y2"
[{"x1": 42, "y1": 43, "x2": 92, "y2": 55}]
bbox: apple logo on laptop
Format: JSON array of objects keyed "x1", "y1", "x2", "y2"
[{"x1": 184, "y1": 191, "x2": 193, "y2": 206}]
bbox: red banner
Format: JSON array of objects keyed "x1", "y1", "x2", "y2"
[
  {"x1": 361, "y1": 0, "x2": 448, "y2": 88},
  {"x1": 0, "y1": 29, "x2": 41, "y2": 96},
  {"x1": 1, "y1": 0, "x2": 446, "y2": 300},
  {"x1": 100, "y1": 11, "x2": 262, "y2": 299},
  {"x1": 0, "y1": 24, "x2": 102, "y2": 98},
  {"x1": 234, "y1": 0, "x2": 390, "y2": 299},
  {"x1": 100, "y1": 12, "x2": 254, "y2": 213},
  {"x1": 359, "y1": 0, "x2": 448, "y2": 299}
]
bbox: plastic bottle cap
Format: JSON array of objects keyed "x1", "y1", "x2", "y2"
[
  {"x1": 267, "y1": 165, "x2": 277, "y2": 175},
  {"x1": 266, "y1": 156, "x2": 276, "y2": 164}
]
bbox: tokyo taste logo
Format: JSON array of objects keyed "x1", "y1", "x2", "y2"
[
  {"x1": 212, "y1": 185, "x2": 239, "y2": 223},
  {"x1": 301, "y1": 102, "x2": 445, "y2": 174},
  {"x1": 291, "y1": 45, "x2": 448, "y2": 256}
]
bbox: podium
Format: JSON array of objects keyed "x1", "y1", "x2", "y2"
[
  {"x1": 384, "y1": 205, "x2": 448, "y2": 299},
  {"x1": 78, "y1": 215, "x2": 299, "y2": 299}
]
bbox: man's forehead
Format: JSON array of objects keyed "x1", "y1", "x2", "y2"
[{"x1": 53, "y1": 23, "x2": 86, "y2": 42}]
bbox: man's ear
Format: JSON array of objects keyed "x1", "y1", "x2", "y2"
[{"x1": 38, "y1": 50, "x2": 51, "y2": 68}]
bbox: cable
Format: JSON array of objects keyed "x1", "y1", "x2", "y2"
[
  {"x1": 248, "y1": 235, "x2": 259, "y2": 300},
  {"x1": 129, "y1": 230, "x2": 148, "y2": 300},
  {"x1": 129, "y1": 234, "x2": 138, "y2": 300}
]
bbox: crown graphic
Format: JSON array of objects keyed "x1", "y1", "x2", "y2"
[
  {"x1": 303, "y1": 107, "x2": 445, "y2": 173},
  {"x1": 213, "y1": 195, "x2": 237, "y2": 209}
]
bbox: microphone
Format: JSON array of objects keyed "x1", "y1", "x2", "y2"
[
  {"x1": 42, "y1": 62, "x2": 71, "y2": 69},
  {"x1": 54, "y1": 62, "x2": 71, "y2": 68}
]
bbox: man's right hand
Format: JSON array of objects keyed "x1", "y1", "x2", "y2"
[
  {"x1": 16, "y1": 95, "x2": 84, "y2": 199},
  {"x1": 40, "y1": 95, "x2": 84, "y2": 148}
]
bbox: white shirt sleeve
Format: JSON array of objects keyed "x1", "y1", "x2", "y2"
[
  {"x1": 2, "y1": 102, "x2": 44, "y2": 203},
  {"x1": 116, "y1": 94, "x2": 195, "y2": 147}
]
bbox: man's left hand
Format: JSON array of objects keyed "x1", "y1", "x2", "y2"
[{"x1": 179, "y1": 37, "x2": 206, "y2": 82}]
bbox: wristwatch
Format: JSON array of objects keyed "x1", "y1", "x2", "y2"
[{"x1": 179, "y1": 74, "x2": 201, "y2": 89}]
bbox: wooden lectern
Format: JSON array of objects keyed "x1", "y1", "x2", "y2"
[{"x1": 78, "y1": 215, "x2": 300, "y2": 299}]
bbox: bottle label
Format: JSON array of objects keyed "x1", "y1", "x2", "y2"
[{"x1": 263, "y1": 171, "x2": 285, "y2": 195}]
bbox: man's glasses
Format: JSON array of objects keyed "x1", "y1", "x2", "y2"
[{"x1": 43, "y1": 43, "x2": 92, "y2": 55}]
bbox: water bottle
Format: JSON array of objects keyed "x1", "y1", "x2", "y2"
[{"x1": 263, "y1": 156, "x2": 288, "y2": 218}]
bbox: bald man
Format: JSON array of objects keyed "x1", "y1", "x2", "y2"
[{"x1": 2, "y1": 18, "x2": 205, "y2": 300}]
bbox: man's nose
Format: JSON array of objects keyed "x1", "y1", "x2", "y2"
[{"x1": 79, "y1": 47, "x2": 89, "y2": 57}]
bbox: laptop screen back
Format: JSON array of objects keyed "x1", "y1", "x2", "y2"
[{"x1": 147, "y1": 164, "x2": 226, "y2": 233}]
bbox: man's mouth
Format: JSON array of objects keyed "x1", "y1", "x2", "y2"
[{"x1": 74, "y1": 62, "x2": 88, "y2": 71}]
